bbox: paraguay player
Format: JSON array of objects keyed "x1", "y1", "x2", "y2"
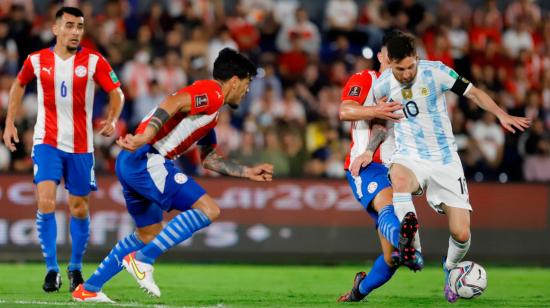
[
  {"x1": 373, "y1": 31, "x2": 530, "y2": 302},
  {"x1": 3, "y1": 7, "x2": 124, "y2": 292},
  {"x1": 337, "y1": 34, "x2": 423, "y2": 303},
  {"x1": 71, "y1": 48, "x2": 273, "y2": 303}
]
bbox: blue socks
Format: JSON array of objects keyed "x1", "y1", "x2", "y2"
[
  {"x1": 359, "y1": 254, "x2": 397, "y2": 296},
  {"x1": 377, "y1": 205, "x2": 400, "y2": 248},
  {"x1": 84, "y1": 232, "x2": 144, "y2": 292},
  {"x1": 68, "y1": 216, "x2": 90, "y2": 271},
  {"x1": 36, "y1": 211, "x2": 59, "y2": 272},
  {"x1": 135, "y1": 209, "x2": 211, "y2": 264}
]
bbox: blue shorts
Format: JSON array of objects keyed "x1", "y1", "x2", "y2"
[
  {"x1": 346, "y1": 162, "x2": 392, "y2": 224},
  {"x1": 115, "y1": 144, "x2": 206, "y2": 228},
  {"x1": 32, "y1": 144, "x2": 97, "y2": 196}
]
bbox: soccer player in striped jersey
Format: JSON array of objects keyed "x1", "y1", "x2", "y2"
[
  {"x1": 3, "y1": 7, "x2": 124, "y2": 293},
  {"x1": 373, "y1": 32, "x2": 529, "y2": 302},
  {"x1": 337, "y1": 33, "x2": 422, "y2": 303},
  {"x1": 71, "y1": 48, "x2": 273, "y2": 303}
]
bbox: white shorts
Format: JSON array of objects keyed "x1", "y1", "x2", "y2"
[{"x1": 390, "y1": 153, "x2": 472, "y2": 213}]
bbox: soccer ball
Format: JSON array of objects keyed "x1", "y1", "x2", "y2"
[{"x1": 447, "y1": 261, "x2": 487, "y2": 299}]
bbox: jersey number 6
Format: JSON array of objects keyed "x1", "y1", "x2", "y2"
[{"x1": 61, "y1": 81, "x2": 67, "y2": 98}]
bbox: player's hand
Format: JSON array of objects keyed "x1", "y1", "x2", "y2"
[
  {"x1": 245, "y1": 163, "x2": 274, "y2": 181},
  {"x1": 350, "y1": 150, "x2": 373, "y2": 177},
  {"x1": 374, "y1": 97, "x2": 403, "y2": 122},
  {"x1": 3, "y1": 124, "x2": 19, "y2": 152},
  {"x1": 497, "y1": 113, "x2": 530, "y2": 134},
  {"x1": 116, "y1": 133, "x2": 149, "y2": 152},
  {"x1": 98, "y1": 119, "x2": 116, "y2": 137}
]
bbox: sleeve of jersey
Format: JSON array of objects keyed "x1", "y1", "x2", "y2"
[
  {"x1": 436, "y1": 62, "x2": 473, "y2": 96},
  {"x1": 93, "y1": 56, "x2": 121, "y2": 92},
  {"x1": 341, "y1": 73, "x2": 371, "y2": 104},
  {"x1": 17, "y1": 55, "x2": 35, "y2": 85},
  {"x1": 187, "y1": 83, "x2": 223, "y2": 115}
]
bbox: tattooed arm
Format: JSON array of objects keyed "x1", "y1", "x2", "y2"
[
  {"x1": 201, "y1": 144, "x2": 273, "y2": 181},
  {"x1": 349, "y1": 123, "x2": 388, "y2": 177}
]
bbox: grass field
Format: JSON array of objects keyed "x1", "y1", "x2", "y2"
[{"x1": 0, "y1": 263, "x2": 549, "y2": 307}]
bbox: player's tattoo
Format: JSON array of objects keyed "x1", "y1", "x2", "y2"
[
  {"x1": 147, "y1": 108, "x2": 170, "y2": 134},
  {"x1": 201, "y1": 145, "x2": 247, "y2": 177},
  {"x1": 366, "y1": 124, "x2": 387, "y2": 153}
]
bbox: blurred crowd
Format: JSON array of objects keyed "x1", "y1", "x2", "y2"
[{"x1": 0, "y1": 0, "x2": 549, "y2": 182}]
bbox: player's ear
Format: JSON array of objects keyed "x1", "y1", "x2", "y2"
[
  {"x1": 52, "y1": 23, "x2": 58, "y2": 36},
  {"x1": 230, "y1": 76, "x2": 239, "y2": 89}
]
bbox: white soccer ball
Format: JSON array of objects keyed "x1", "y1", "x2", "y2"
[{"x1": 447, "y1": 261, "x2": 487, "y2": 299}]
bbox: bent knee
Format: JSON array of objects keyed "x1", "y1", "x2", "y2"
[
  {"x1": 136, "y1": 225, "x2": 163, "y2": 244},
  {"x1": 451, "y1": 230, "x2": 470, "y2": 243},
  {"x1": 192, "y1": 195, "x2": 221, "y2": 222}
]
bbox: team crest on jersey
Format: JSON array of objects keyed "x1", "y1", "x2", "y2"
[
  {"x1": 401, "y1": 88, "x2": 413, "y2": 100},
  {"x1": 367, "y1": 181, "x2": 378, "y2": 194},
  {"x1": 421, "y1": 87, "x2": 429, "y2": 96},
  {"x1": 348, "y1": 86, "x2": 362, "y2": 97},
  {"x1": 174, "y1": 173, "x2": 188, "y2": 184},
  {"x1": 75, "y1": 65, "x2": 87, "y2": 78},
  {"x1": 195, "y1": 94, "x2": 208, "y2": 108}
]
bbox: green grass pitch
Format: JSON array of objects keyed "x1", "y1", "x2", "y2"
[{"x1": 0, "y1": 263, "x2": 549, "y2": 307}]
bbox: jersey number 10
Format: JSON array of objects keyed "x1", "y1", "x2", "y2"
[{"x1": 403, "y1": 101, "x2": 419, "y2": 118}]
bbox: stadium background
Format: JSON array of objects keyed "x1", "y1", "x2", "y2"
[{"x1": 0, "y1": 0, "x2": 549, "y2": 265}]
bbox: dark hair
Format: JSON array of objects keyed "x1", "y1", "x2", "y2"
[
  {"x1": 55, "y1": 7, "x2": 84, "y2": 19},
  {"x1": 386, "y1": 32, "x2": 416, "y2": 61},
  {"x1": 382, "y1": 29, "x2": 406, "y2": 47},
  {"x1": 213, "y1": 48, "x2": 257, "y2": 81}
]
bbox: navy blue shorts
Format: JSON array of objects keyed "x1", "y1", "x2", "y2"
[
  {"x1": 346, "y1": 162, "x2": 392, "y2": 223},
  {"x1": 115, "y1": 145, "x2": 206, "y2": 228},
  {"x1": 32, "y1": 144, "x2": 97, "y2": 196}
]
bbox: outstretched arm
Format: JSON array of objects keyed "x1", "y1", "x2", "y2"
[
  {"x1": 339, "y1": 97, "x2": 403, "y2": 122},
  {"x1": 200, "y1": 144, "x2": 273, "y2": 181},
  {"x1": 465, "y1": 86, "x2": 530, "y2": 133},
  {"x1": 349, "y1": 122, "x2": 387, "y2": 176}
]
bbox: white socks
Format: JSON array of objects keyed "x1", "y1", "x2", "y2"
[
  {"x1": 445, "y1": 235, "x2": 471, "y2": 270},
  {"x1": 393, "y1": 192, "x2": 422, "y2": 252},
  {"x1": 392, "y1": 193, "x2": 416, "y2": 221}
]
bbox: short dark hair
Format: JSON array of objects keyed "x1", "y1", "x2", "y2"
[
  {"x1": 213, "y1": 48, "x2": 257, "y2": 81},
  {"x1": 382, "y1": 29, "x2": 406, "y2": 47},
  {"x1": 55, "y1": 7, "x2": 84, "y2": 20},
  {"x1": 386, "y1": 32, "x2": 416, "y2": 61}
]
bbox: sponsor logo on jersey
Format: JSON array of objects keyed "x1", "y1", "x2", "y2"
[
  {"x1": 367, "y1": 181, "x2": 378, "y2": 194},
  {"x1": 41, "y1": 67, "x2": 52, "y2": 75},
  {"x1": 109, "y1": 71, "x2": 119, "y2": 83},
  {"x1": 348, "y1": 86, "x2": 362, "y2": 97},
  {"x1": 174, "y1": 173, "x2": 188, "y2": 184},
  {"x1": 195, "y1": 94, "x2": 208, "y2": 108},
  {"x1": 75, "y1": 65, "x2": 87, "y2": 77}
]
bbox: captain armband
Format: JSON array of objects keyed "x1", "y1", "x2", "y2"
[{"x1": 450, "y1": 76, "x2": 473, "y2": 96}]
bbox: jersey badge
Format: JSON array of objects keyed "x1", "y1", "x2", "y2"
[
  {"x1": 367, "y1": 181, "x2": 378, "y2": 194},
  {"x1": 195, "y1": 94, "x2": 208, "y2": 108},
  {"x1": 401, "y1": 87, "x2": 413, "y2": 100},
  {"x1": 421, "y1": 87, "x2": 429, "y2": 96},
  {"x1": 174, "y1": 173, "x2": 188, "y2": 184},
  {"x1": 348, "y1": 86, "x2": 362, "y2": 97},
  {"x1": 75, "y1": 65, "x2": 87, "y2": 77}
]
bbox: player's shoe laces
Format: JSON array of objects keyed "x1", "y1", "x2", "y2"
[
  {"x1": 42, "y1": 270, "x2": 61, "y2": 292},
  {"x1": 443, "y1": 258, "x2": 459, "y2": 303},
  {"x1": 122, "y1": 252, "x2": 161, "y2": 297},
  {"x1": 72, "y1": 284, "x2": 114, "y2": 303},
  {"x1": 398, "y1": 212, "x2": 419, "y2": 268},
  {"x1": 337, "y1": 271, "x2": 367, "y2": 302},
  {"x1": 67, "y1": 269, "x2": 84, "y2": 292}
]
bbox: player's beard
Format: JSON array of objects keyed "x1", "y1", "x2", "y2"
[
  {"x1": 227, "y1": 102, "x2": 239, "y2": 109},
  {"x1": 66, "y1": 45, "x2": 78, "y2": 52}
]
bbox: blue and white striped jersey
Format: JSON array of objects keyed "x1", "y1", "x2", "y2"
[{"x1": 372, "y1": 60, "x2": 472, "y2": 165}]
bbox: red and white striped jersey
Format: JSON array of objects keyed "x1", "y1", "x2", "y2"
[
  {"x1": 341, "y1": 69, "x2": 394, "y2": 170},
  {"x1": 135, "y1": 80, "x2": 224, "y2": 160},
  {"x1": 18, "y1": 47, "x2": 120, "y2": 153}
]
